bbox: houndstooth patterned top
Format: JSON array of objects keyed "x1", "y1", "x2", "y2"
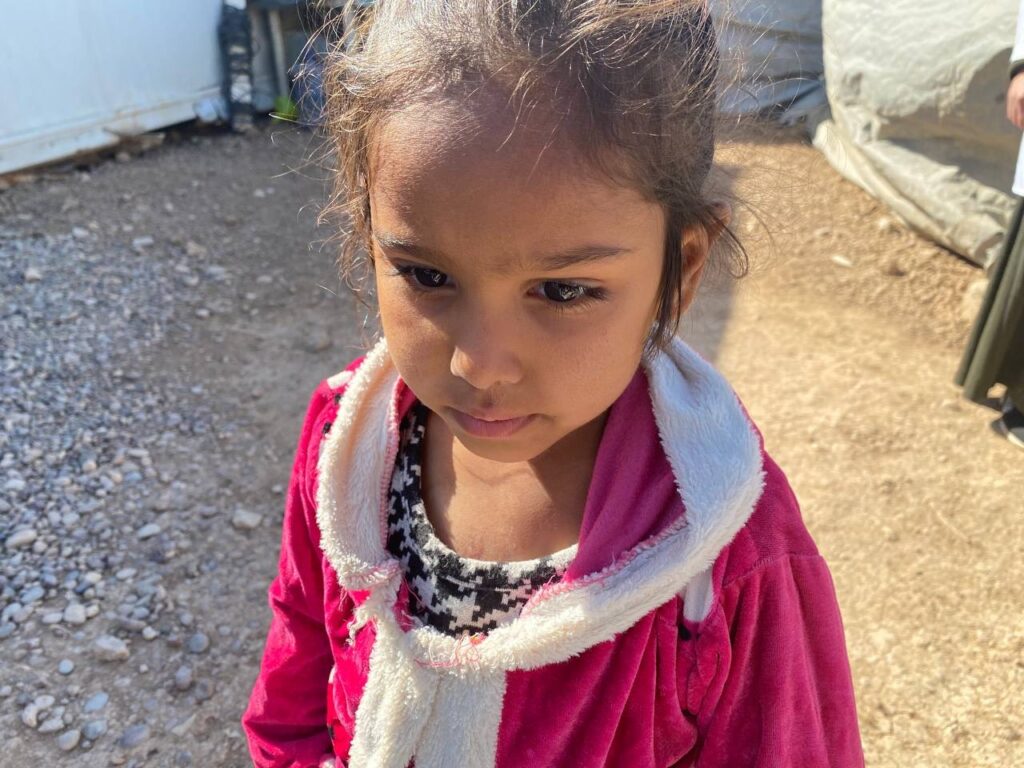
[{"x1": 385, "y1": 402, "x2": 578, "y2": 636}]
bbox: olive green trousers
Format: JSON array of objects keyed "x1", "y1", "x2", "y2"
[{"x1": 956, "y1": 199, "x2": 1024, "y2": 408}]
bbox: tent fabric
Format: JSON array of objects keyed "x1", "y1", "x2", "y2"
[
  {"x1": 811, "y1": 1, "x2": 1021, "y2": 267},
  {"x1": 713, "y1": 0, "x2": 826, "y2": 121}
]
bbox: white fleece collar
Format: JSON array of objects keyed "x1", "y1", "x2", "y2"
[{"x1": 314, "y1": 337, "x2": 765, "y2": 768}]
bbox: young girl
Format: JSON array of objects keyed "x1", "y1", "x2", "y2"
[{"x1": 243, "y1": 2, "x2": 864, "y2": 766}]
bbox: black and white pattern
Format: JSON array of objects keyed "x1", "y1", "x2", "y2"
[{"x1": 386, "y1": 403, "x2": 577, "y2": 636}]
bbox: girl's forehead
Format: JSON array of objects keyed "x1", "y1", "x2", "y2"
[{"x1": 368, "y1": 98, "x2": 661, "y2": 246}]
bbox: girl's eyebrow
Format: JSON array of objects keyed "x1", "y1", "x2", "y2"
[{"x1": 373, "y1": 231, "x2": 632, "y2": 272}]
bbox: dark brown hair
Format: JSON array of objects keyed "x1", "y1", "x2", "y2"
[{"x1": 322, "y1": 0, "x2": 747, "y2": 353}]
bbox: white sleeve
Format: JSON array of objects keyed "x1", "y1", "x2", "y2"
[{"x1": 1013, "y1": 0, "x2": 1024, "y2": 63}]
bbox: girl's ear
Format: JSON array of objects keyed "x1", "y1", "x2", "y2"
[{"x1": 678, "y1": 201, "x2": 731, "y2": 314}]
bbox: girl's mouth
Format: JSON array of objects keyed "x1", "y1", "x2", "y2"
[{"x1": 449, "y1": 409, "x2": 537, "y2": 439}]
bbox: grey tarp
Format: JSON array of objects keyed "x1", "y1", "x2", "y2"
[
  {"x1": 712, "y1": 0, "x2": 826, "y2": 120},
  {"x1": 812, "y1": 1, "x2": 1021, "y2": 267}
]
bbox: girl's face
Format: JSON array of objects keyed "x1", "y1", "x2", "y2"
[{"x1": 368, "y1": 97, "x2": 703, "y2": 464}]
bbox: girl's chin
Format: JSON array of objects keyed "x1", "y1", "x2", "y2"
[{"x1": 450, "y1": 426, "x2": 558, "y2": 464}]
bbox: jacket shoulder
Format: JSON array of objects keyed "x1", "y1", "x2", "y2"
[
  {"x1": 714, "y1": 450, "x2": 820, "y2": 591},
  {"x1": 295, "y1": 355, "x2": 367, "y2": 500}
]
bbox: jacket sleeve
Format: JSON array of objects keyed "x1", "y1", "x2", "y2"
[
  {"x1": 694, "y1": 554, "x2": 865, "y2": 768},
  {"x1": 1012, "y1": 0, "x2": 1024, "y2": 79},
  {"x1": 242, "y1": 382, "x2": 350, "y2": 768}
]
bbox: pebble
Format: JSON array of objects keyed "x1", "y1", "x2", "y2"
[
  {"x1": 185, "y1": 240, "x2": 207, "y2": 258},
  {"x1": 94, "y1": 634, "x2": 130, "y2": 661},
  {"x1": 186, "y1": 632, "x2": 210, "y2": 654},
  {"x1": 231, "y1": 508, "x2": 262, "y2": 530},
  {"x1": 63, "y1": 602, "x2": 87, "y2": 624},
  {"x1": 118, "y1": 723, "x2": 151, "y2": 748},
  {"x1": 24, "y1": 266, "x2": 43, "y2": 282},
  {"x1": 142, "y1": 626, "x2": 159, "y2": 640},
  {"x1": 82, "y1": 719, "x2": 107, "y2": 740},
  {"x1": 58, "y1": 658, "x2": 75, "y2": 675},
  {"x1": 21, "y1": 694, "x2": 56, "y2": 728},
  {"x1": 5, "y1": 528, "x2": 38, "y2": 549},
  {"x1": 57, "y1": 728, "x2": 81, "y2": 751},
  {"x1": 830, "y1": 254, "x2": 855, "y2": 269},
  {"x1": 39, "y1": 715, "x2": 64, "y2": 733},
  {"x1": 131, "y1": 236, "x2": 155, "y2": 252},
  {"x1": 877, "y1": 216, "x2": 900, "y2": 234},
  {"x1": 0, "y1": 623, "x2": 15, "y2": 639},
  {"x1": 21, "y1": 585, "x2": 45, "y2": 603},
  {"x1": 304, "y1": 328, "x2": 332, "y2": 353},
  {"x1": 174, "y1": 665, "x2": 194, "y2": 691},
  {"x1": 83, "y1": 691, "x2": 109, "y2": 712},
  {"x1": 136, "y1": 523, "x2": 161, "y2": 540}
]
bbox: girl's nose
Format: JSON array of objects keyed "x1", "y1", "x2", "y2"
[{"x1": 449, "y1": 312, "x2": 525, "y2": 391}]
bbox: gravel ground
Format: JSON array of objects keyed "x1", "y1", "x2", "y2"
[
  {"x1": 0, "y1": 123, "x2": 1021, "y2": 767},
  {"x1": 1, "y1": 126, "x2": 358, "y2": 767}
]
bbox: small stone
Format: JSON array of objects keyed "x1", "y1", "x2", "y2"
[
  {"x1": 21, "y1": 702, "x2": 41, "y2": 728},
  {"x1": 256, "y1": 274, "x2": 273, "y2": 285},
  {"x1": 813, "y1": 227, "x2": 832, "y2": 238},
  {"x1": 58, "y1": 659, "x2": 75, "y2": 675},
  {"x1": 231, "y1": 509, "x2": 262, "y2": 530},
  {"x1": 64, "y1": 603, "x2": 87, "y2": 625},
  {"x1": 118, "y1": 723, "x2": 150, "y2": 748},
  {"x1": 304, "y1": 328, "x2": 332, "y2": 353},
  {"x1": 39, "y1": 715, "x2": 64, "y2": 733},
  {"x1": 186, "y1": 632, "x2": 210, "y2": 654},
  {"x1": 194, "y1": 307, "x2": 211, "y2": 319},
  {"x1": 72, "y1": 226, "x2": 90, "y2": 239},
  {"x1": 94, "y1": 635, "x2": 130, "y2": 662},
  {"x1": 5, "y1": 529, "x2": 37, "y2": 549},
  {"x1": 21, "y1": 585, "x2": 45, "y2": 604},
  {"x1": 131, "y1": 236, "x2": 155, "y2": 252},
  {"x1": 830, "y1": 254, "x2": 854, "y2": 269},
  {"x1": 83, "y1": 692, "x2": 109, "y2": 713},
  {"x1": 142, "y1": 626, "x2": 158, "y2": 641},
  {"x1": 115, "y1": 568, "x2": 137, "y2": 580},
  {"x1": 877, "y1": 216, "x2": 900, "y2": 235},
  {"x1": 882, "y1": 259, "x2": 906, "y2": 278},
  {"x1": 82, "y1": 719, "x2": 107, "y2": 740},
  {"x1": 174, "y1": 665, "x2": 194, "y2": 691},
  {"x1": 961, "y1": 278, "x2": 989, "y2": 323},
  {"x1": 192, "y1": 679, "x2": 214, "y2": 703},
  {"x1": 57, "y1": 728, "x2": 81, "y2": 751},
  {"x1": 0, "y1": 623, "x2": 15, "y2": 639},
  {"x1": 136, "y1": 523, "x2": 161, "y2": 540},
  {"x1": 271, "y1": 483, "x2": 284, "y2": 494},
  {"x1": 185, "y1": 241, "x2": 207, "y2": 258},
  {"x1": 24, "y1": 266, "x2": 43, "y2": 283}
]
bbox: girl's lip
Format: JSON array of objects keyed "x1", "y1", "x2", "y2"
[{"x1": 449, "y1": 409, "x2": 536, "y2": 438}]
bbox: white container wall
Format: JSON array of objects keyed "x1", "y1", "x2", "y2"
[{"x1": 0, "y1": 0, "x2": 225, "y2": 174}]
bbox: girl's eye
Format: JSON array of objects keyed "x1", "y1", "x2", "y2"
[
  {"x1": 402, "y1": 266, "x2": 450, "y2": 288},
  {"x1": 541, "y1": 281, "x2": 588, "y2": 303}
]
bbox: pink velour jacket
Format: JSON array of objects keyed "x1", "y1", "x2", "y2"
[{"x1": 242, "y1": 338, "x2": 864, "y2": 768}]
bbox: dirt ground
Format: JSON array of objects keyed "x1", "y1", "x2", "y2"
[{"x1": 3, "y1": 122, "x2": 1022, "y2": 767}]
